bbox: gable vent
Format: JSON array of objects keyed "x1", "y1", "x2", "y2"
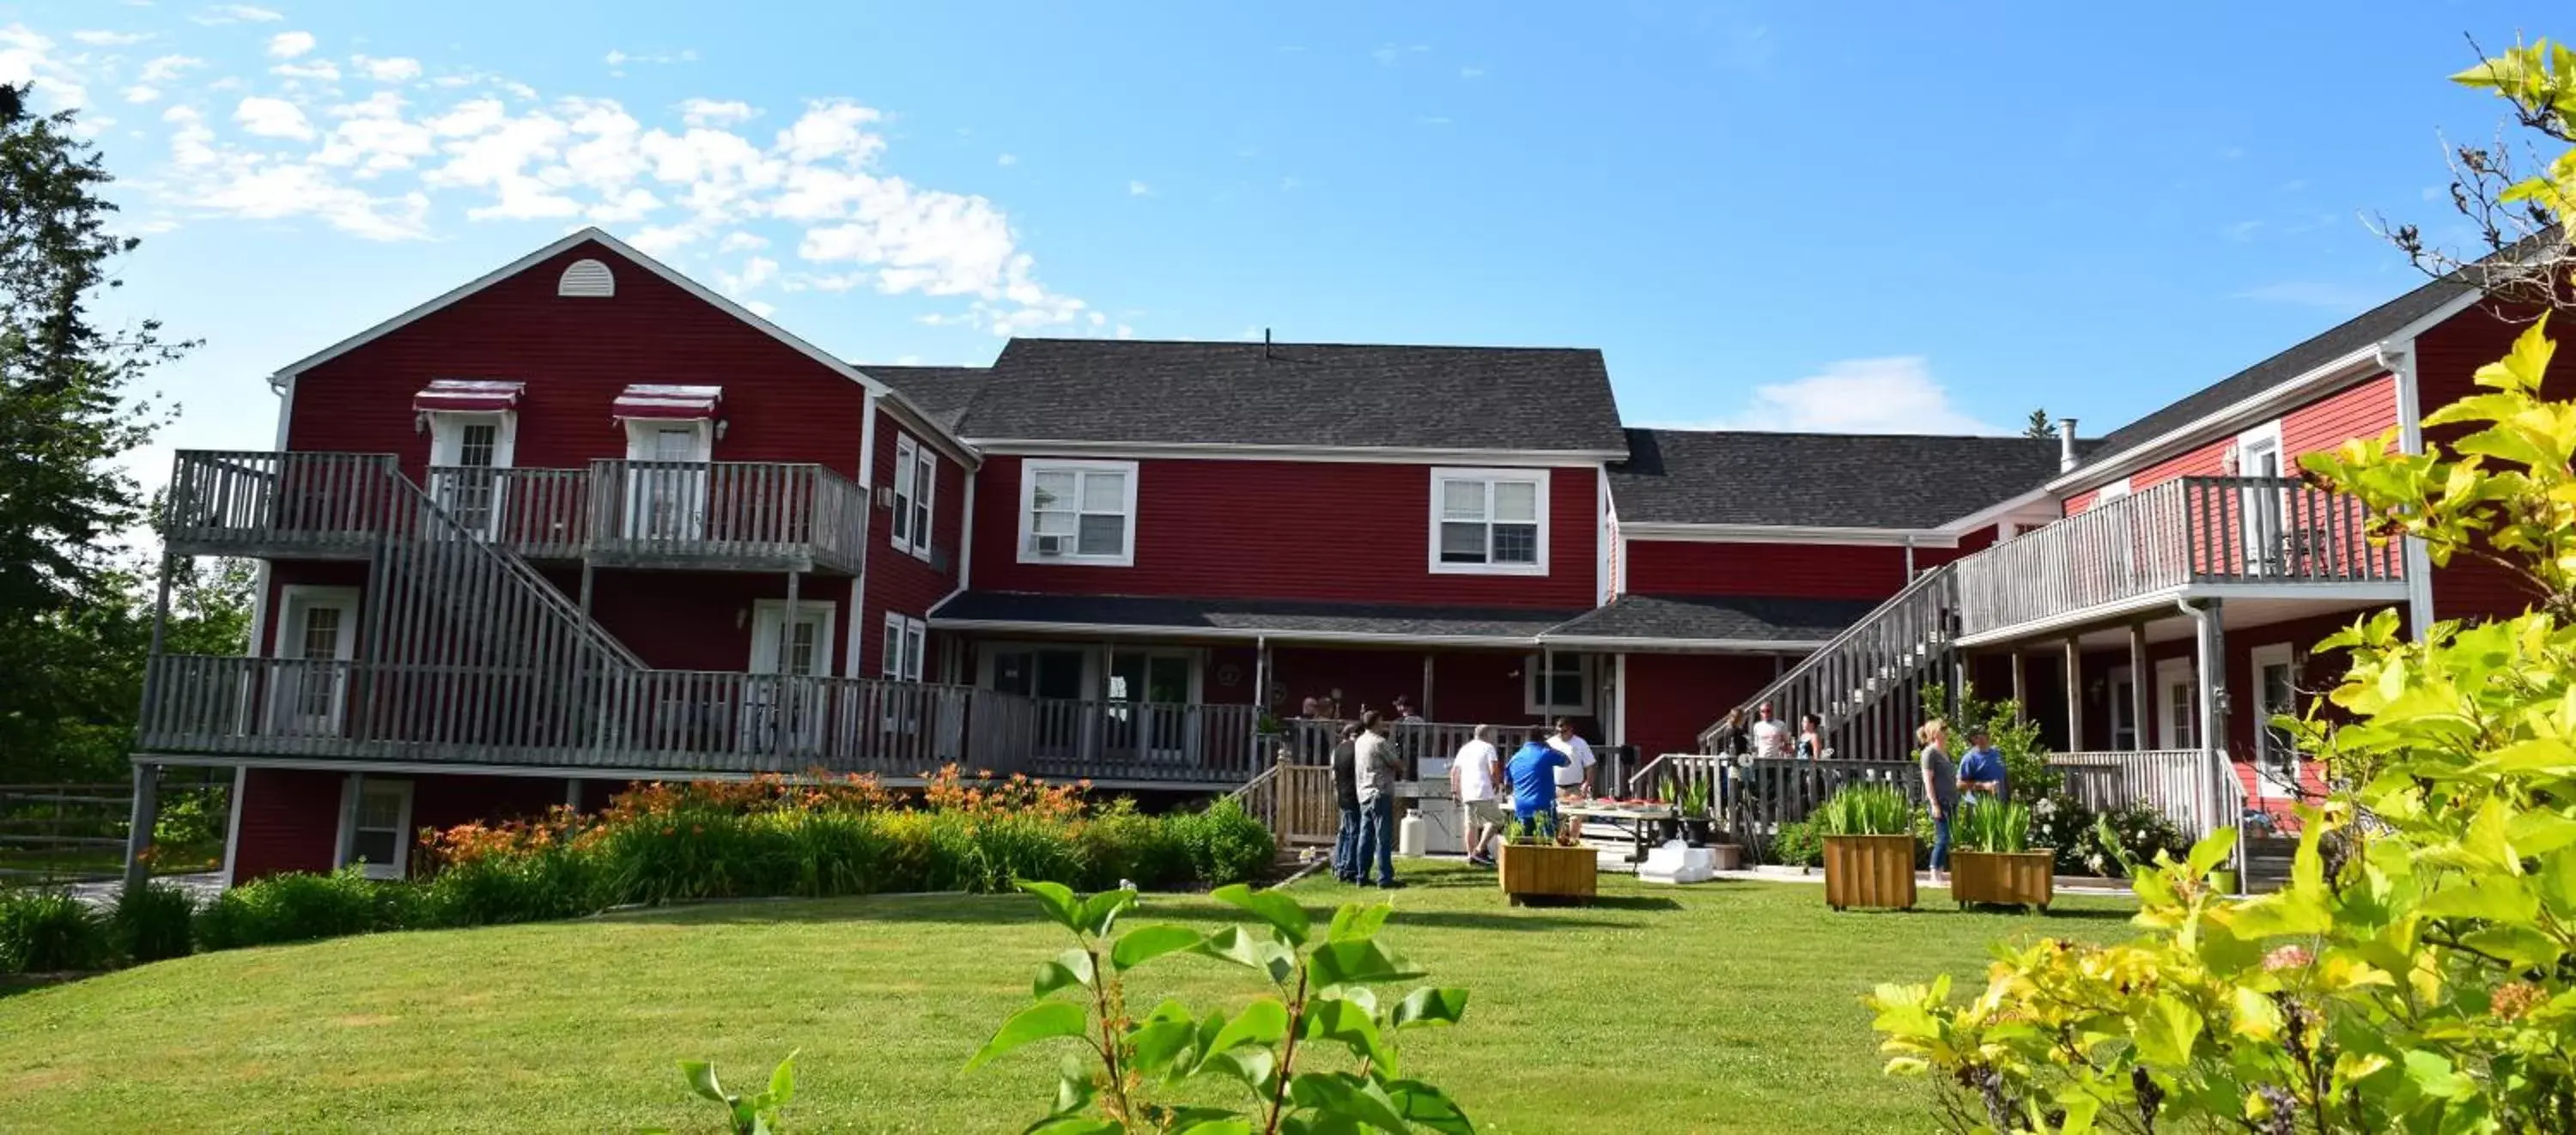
[{"x1": 557, "y1": 258, "x2": 615, "y2": 298}]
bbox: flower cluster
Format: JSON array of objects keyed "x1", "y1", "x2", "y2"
[{"x1": 919, "y1": 764, "x2": 1089, "y2": 822}]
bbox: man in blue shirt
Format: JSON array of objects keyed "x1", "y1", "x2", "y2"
[
  {"x1": 1958, "y1": 725, "x2": 2010, "y2": 805},
  {"x1": 1504, "y1": 725, "x2": 1571, "y2": 838}
]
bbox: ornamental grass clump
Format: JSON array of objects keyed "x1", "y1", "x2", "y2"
[
  {"x1": 1953, "y1": 798, "x2": 2032, "y2": 854},
  {"x1": 1814, "y1": 784, "x2": 1916, "y2": 836}
]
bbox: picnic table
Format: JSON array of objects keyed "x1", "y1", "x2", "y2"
[{"x1": 1557, "y1": 799, "x2": 1675, "y2": 863}]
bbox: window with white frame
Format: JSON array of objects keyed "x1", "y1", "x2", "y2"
[
  {"x1": 1525, "y1": 652, "x2": 1593, "y2": 715},
  {"x1": 340, "y1": 778, "x2": 414, "y2": 881},
  {"x1": 891, "y1": 434, "x2": 935, "y2": 558},
  {"x1": 1431, "y1": 467, "x2": 1548, "y2": 574},
  {"x1": 880, "y1": 614, "x2": 927, "y2": 682},
  {"x1": 1019, "y1": 459, "x2": 1137, "y2": 566}
]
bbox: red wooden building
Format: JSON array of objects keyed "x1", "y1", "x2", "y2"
[{"x1": 122, "y1": 228, "x2": 2555, "y2": 883}]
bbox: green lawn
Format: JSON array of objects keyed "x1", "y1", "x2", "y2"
[{"x1": 0, "y1": 863, "x2": 2137, "y2": 1133}]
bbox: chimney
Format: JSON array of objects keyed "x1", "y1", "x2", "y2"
[{"x1": 2057, "y1": 417, "x2": 2080, "y2": 472}]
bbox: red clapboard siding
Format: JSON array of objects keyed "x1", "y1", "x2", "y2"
[
  {"x1": 2061, "y1": 375, "x2": 2397, "y2": 515},
  {"x1": 579, "y1": 568, "x2": 832, "y2": 672},
  {"x1": 1625, "y1": 540, "x2": 1910, "y2": 600},
  {"x1": 860, "y1": 407, "x2": 967, "y2": 679},
  {"x1": 287, "y1": 240, "x2": 873, "y2": 485},
  {"x1": 968, "y1": 457, "x2": 1597, "y2": 609},
  {"x1": 1621, "y1": 652, "x2": 1781, "y2": 758},
  {"x1": 229, "y1": 767, "x2": 343, "y2": 882},
  {"x1": 2416, "y1": 305, "x2": 2573, "y2": 622}
]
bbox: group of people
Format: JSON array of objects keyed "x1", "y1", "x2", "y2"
[
  {"x1": 1913, "y1": 718, "x2": 2010, "y2": 885},
  {"x1": 1326, "y1": 713, "x2": 1598, "y2": 885},
  {"x1": 1712, "y1": 700, "x2": 1830, "y2": 761}
]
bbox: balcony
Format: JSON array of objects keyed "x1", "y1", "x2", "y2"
[
  {"x1": 1954, "y1": 476, "x2": 2407, "y2": 643},
  {"x1": 134, "y1": 656, "x2": 1269, "y2": 786},
  {"x1": 166, "y1": 451, "x2": 869, "y2": 574}
]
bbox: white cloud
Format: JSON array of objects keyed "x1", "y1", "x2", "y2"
[
  {"x1": 355, "y1": 55, "x2": 422, "y2": 82},
  {"x1": 996, "y1": 152, "x2": 1016, "y2": 167},
  {"x1": 2, "y1": 25, "x2": 88, "y2": 111},
  {"x1": 605, "y1": 48, "x2": 697, "y2": 67},
  {"x1": 191, "y1": 4, "x2": 283, "y2": 25},
  {"x1": 1666, "y1": 356, "x2": 2003, "y2": 434},
  {"x1": 138, "y1": 54, "x2": 201, "y2": 82},
  {"x1": 677, "y1": 97, "x2": 754, "y2": 127},
  {"x1": 1127, "y1": 179, "x2": 1152, "y2": 196},
  {"x1": 718, "y1": 231, "x2": 769, "y2": 252},
  {"x1": 270, "y1": 60, "x2": 338, "y2": 81},
  {"x1": 124, "y1": 84, "x2": 161, "y2": 103},
  {"x1": 266, "y1": 30, "x2": 315, "y2": 58},
  {"x1": 73, "y1": 30, "x2": 152, "y2": 46},
  {"x1": 234, "y1": 95, "x2": 313, "y2": 140}
]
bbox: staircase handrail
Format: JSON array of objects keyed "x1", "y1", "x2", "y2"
[
  {"x1": 380, "y1": 461, "x2": 647, "y2": 672},
  {"x1": 1692, "y1": 562, "x2": 1959, "y2": 753}
]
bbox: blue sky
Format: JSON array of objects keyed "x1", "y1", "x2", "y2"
[{"x1": 0, "y1": 0, "x2": 2547, "y2": 491}]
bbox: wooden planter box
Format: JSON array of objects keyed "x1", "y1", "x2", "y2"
[
  {"x1": 1498, "y1": 842, "x2": 1597, "y2": 906},
  {"x1": 1822, "y1": 835, "x2": 1918, "y2": 910},
  {"x1": 1951, "y1": 850, "x2": 2055, "y2": 908}
]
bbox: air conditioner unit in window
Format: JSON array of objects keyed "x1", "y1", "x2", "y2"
[
  {"x1": 1034, "y1": 533, "x2": 1066, "y2": 556},
  {"x1": 874, "y1": 486, "x2": 897, "y2": 509}
]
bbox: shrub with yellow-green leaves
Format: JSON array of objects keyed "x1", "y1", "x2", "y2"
[{"x1": 1868, "y1": 41, "x2": 2576, "y2": 1128}]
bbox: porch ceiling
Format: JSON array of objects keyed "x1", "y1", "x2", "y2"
[
  {"x1": 1964, "y1": 586, "x2": 2409, "y2": 651},
  {"x1": 927, "y1": 590, "x2": 1584, "y2": 645}
]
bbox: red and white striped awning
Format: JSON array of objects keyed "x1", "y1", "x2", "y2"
[
  {"x1": 611, "y1": 384, "x2": 723, "y2": 420},
  {"x1": 412, "y1": 379, "x2": 524, "y2": 413}
]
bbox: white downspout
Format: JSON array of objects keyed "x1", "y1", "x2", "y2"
[
  {"x1": 2379, "y1": 342, "x2": 2435, "y2": 640},
  {"x1": 2176, "y1": 596, "x2": 2238, "y2": 884}
]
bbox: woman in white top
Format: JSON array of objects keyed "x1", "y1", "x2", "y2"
[{"x1": 1449, "y1": 725, "x2": 1505, "y2": 867}]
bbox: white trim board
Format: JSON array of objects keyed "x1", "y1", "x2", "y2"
[
  {"x1": 1956, "y1": 580, "x2": 2411, "y2": 647},
  {"x1": 265, "y1": 226, "x2": 970, "y2": 458},
  {"x1": 1616, "y1": 522, "x2": 1964, "y2": 548},
  {"x1": 968, "y1": 438, "x2": 1625, "y2": 466},
  {"x1": 141, "y1": 755, "x2": 1252, "y2": 793},
  {"x1": 926, "y1": 616, "x2": 1546, "y2": 648}
]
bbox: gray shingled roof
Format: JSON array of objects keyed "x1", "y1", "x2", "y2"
[
  {"x1": 930, "y1": 591, "x2": 1585, "y2": 640},
  {"x1": 1546, "y1": 594, "x2": 1875, "y2": 643},
  {"x1": 947, "y1": 338, "x2": 1628, "y2": 453},
  {"x1": 2080, "y1": 273, "x2": 2480, "y2": 463},
  {"x1": 860, "y1": 364, "x2": 987, "y2": 432},
  {"x1": 1607, "y1": 428, "x2": 2075, "y2": 528}
]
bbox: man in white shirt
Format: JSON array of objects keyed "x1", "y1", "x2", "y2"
[
  {"x1": 1750, "y1": 701, "x2": 1789, "y2": 761},
  {"x1": 1546, "y1": 717, "x2": 1597, "y2": 837},
  {"x1": 1449, "y1": 725, "x2": 1505, "y2": 867},
  {"x1": 1352, "y1": 711, "x2": 1402, "y2": 889}
]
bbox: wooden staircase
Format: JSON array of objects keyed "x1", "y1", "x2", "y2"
[{"x1": 1692, "y1": 563, "x2": 1964, "y2": 762}]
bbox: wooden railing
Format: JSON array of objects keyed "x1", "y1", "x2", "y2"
[
  {"x1": 1692, "y1": 564, "x2": 1960, "y2": 764},
  {"x1": 2049, "y1": 749, "x2": 2230, "y2": 841},
  {"x1": 166, "y1": 452, "x2": 869, "y2": 574},
  {"x1": 137, "y1": 658, "x2": 1277, "y2": 785},
  {"x1": 1722, "y1": 757, "x2": 1924, "y2": 863},
  {"x1": 164, "y1": 450, "x2": 407, "y2": 558},
  {"x1": 1957, "y1": 476, "x2": 2403, "y2": 638},
  {"x1": 1229, "y1": 762, "x2": 1338, "y2": 849},
  {"x1": 586, "y1": 459, "x2": 868, "y2": 573}
]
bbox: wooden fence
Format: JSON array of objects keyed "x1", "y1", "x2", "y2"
[{"x1": 0, "y1": 777, "x2": 230, "y2": 886}]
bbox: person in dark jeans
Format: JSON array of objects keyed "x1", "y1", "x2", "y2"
[
  {"x1": 1328, "y1": 723, "x2": 1363, "y2": 883},
  {"x1": 1354, "y1": 711, "x2": 1403, "y2": 889}
]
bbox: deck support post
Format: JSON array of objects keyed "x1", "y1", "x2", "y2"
[
  {"x1": 2008, "y1": 651, "x2": 2026, "y2": 716},
  {"x1": 1420, "y1": 652, "x2": 1435, "y2": 720},
  {"x1": 2190, "y1": 598, "x2": 2229, "y2": 835},
  {"x1": 138, "y1": 552, "x2": 177, "y2": 750},
  {"x1": 2063, "y1": 638, "x2": 2085, "y2": 751},
  {"x1": 122, "y1": 762, "x2": 162, "y2": 891},
  {"x1": 2128, "y1": 622, "x2": 2152, "y2": 753},
  {"x1": 780, "y1": 569, "x2": 800, "y2": 761}
]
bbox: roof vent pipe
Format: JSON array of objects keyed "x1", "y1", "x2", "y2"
[{"x1": 2057, "y1": 417, "x2": 2080, "y2": 472}]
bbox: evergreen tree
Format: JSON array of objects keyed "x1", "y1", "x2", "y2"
[{"x1": 2019, "y1": 408, "x2": 2053, "y2": 438}]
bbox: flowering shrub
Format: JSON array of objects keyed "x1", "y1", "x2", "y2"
[{"x1": 2021, "y1": 794, "x2": 2096, "y2": 875}]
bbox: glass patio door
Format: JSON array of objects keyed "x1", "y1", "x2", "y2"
[
  {"x1": 428, "y1": 417, "x2": 507, "y2": 539},
  {"x1": 744, "y1": 604, "x2": 830, "y2": 751},
  {"x1": 624, "y1": 422, "x2": 710, "y2": 541},
  {"x1": 992, "y1": 648, "x2": 1087, "y2": 758},
  {"x1": 270, "y1": 590, "x2": 358, "y2": 737}
]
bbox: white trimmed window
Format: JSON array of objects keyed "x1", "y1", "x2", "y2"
[
  {"x1": 1431, "y1": 467, "x2": 1549, "y2": 575},
  {"x1": 891, "y1": 434, "x2": 934, "y2": 559},
  {"x1": 1525, "y1": 653, "x2": 1594, "y2": 715},
  {"x1": 1019, "y1": 459, "x2": 1138, "y2": 566},
  {"x1": 881, "y1": 614, "x2": 927, "y2": 682},
  {"x1": 338, "y1": 777, "x2": 414, "y2": 881}
]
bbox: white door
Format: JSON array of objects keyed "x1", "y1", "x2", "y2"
[
  {"x1": 745, "y1": 600, "x2": 833, "y2": 750},
  {"x1": 428, "y1": 414, "x2": 513, "y2": 539},
  {"x1": 341, "y1": 777, "x2": 413, "y2": 880},
  {"x1": 2250, "y1": 644, "x2": 2300, "y2": 798},
  {"x1": 2154, "y1": 658, "x2": 2196, "y2": 751},
  {"x1": 2238, "y1": 426, "x2": 2286, "y2": 575},
  {"x1": 624, "y1": 421, "x2": 711, "y2": 541},
  {"x1": 270, "y1": 587, "x2": 359, "y2": 737}
]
